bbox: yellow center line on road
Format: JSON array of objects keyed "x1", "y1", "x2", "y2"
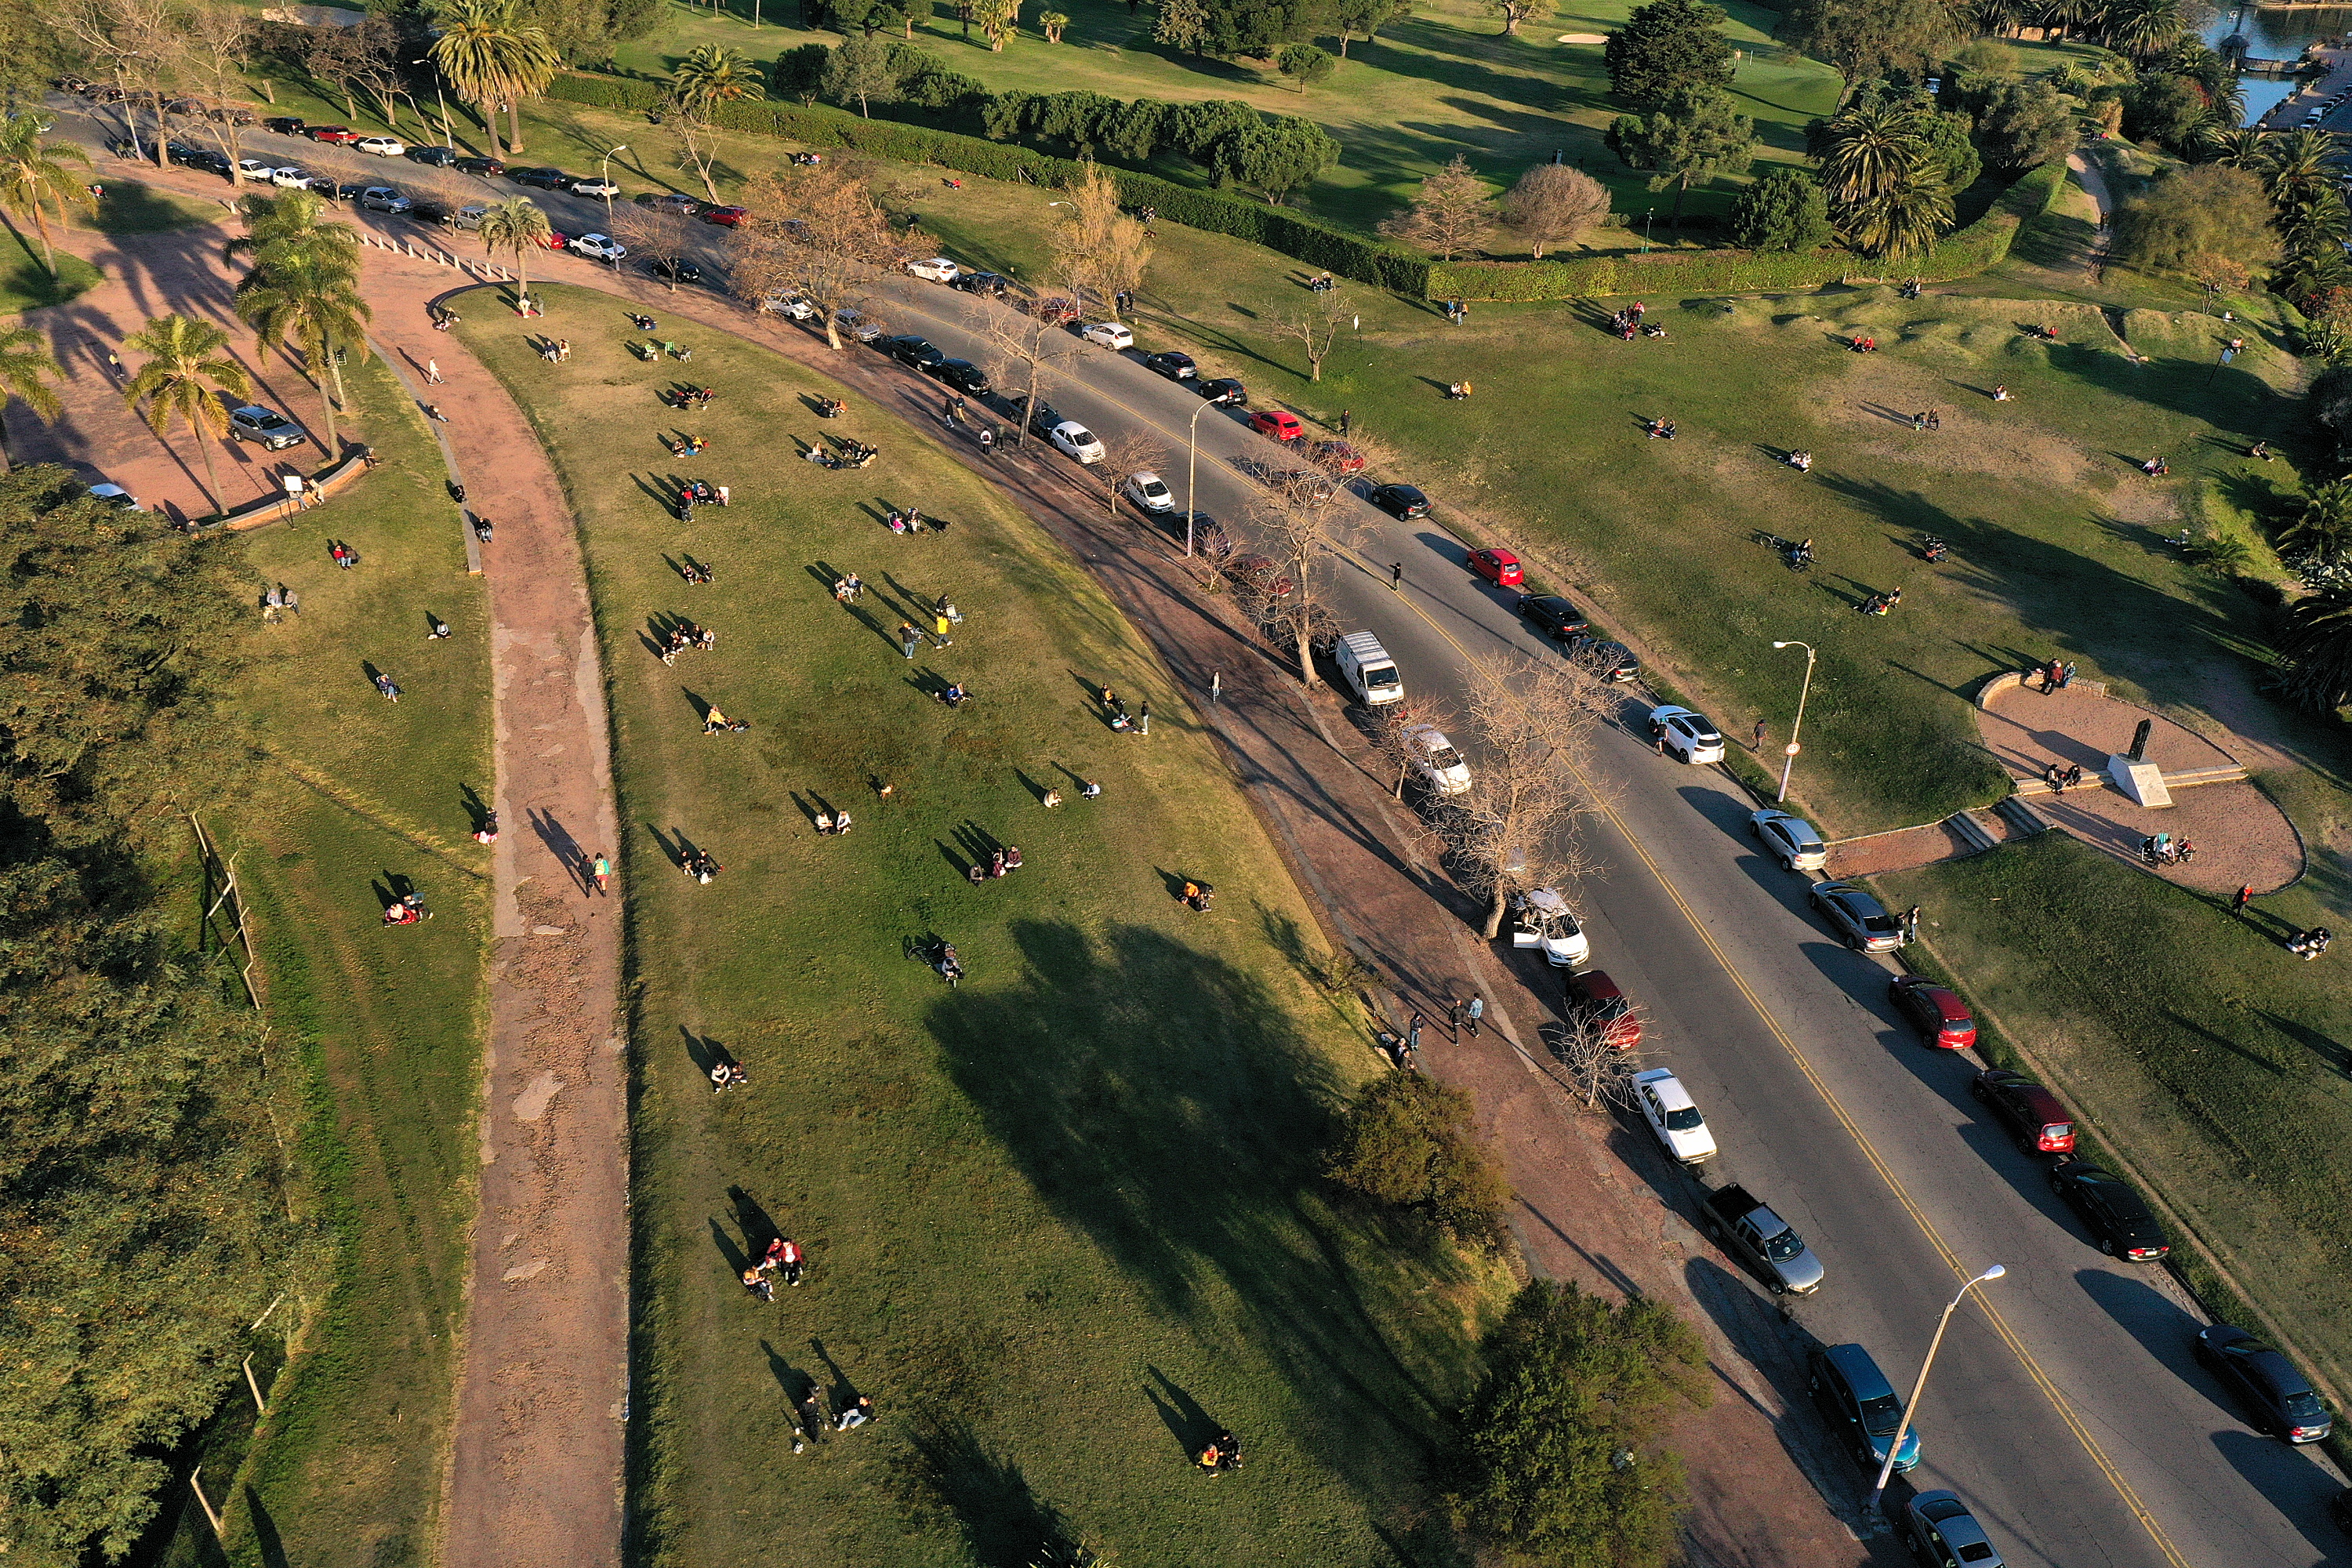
[{"x1": 1365, "y1": 572, "x2": 2192, "y2": 1568}]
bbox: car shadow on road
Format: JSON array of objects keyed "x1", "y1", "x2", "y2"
[{"x1": 2209, "y1": 1426, "x2": 2350, "y2": 1561}]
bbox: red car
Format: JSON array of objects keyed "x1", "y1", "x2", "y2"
[
  {"x1": 1027, "y1": 296, "x2": 1080, "y2": 324},
  {"x1": 701, "y1": 205, "x2": 749, "y2": 227},
  {"x1": 1973, "y1": 1069, "x2": 2074, "y2": 1154},
  {"x1": 1468, "y1": 548, "x2": 1524, "y2": 587},
  {"x1": 540, "y1": 230, "x2": 570, "y2": 249},
  {"x1": 306, "y1": 125, "x2": 358, "y2": 143},
  {"x1": 1247, "y1": 408, "x2": 1304, "y2": 442},
  {"x1": 1888, "y1": 975, "x2": 1976, "y2": 1049},
  {"x1": 1311, "y1": 439, "x2": 1364, "y2": 475},
  {"x1": 1565, "y1": 969, "x2": 1641, "y2": 1050}
]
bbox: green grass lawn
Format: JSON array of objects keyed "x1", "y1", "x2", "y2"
[
  {"x1": 91, "y1": 182, "x2": 227, "y2": 234},
  {"x1": 0, "y1": 230, "x2": 101, "y2": 314},
  {"x1": 457, "y1": 284, "x2": 1502, "y2": 1566},
  {"x1": 152, "y1": 358, "x2": 493, "y2": 1568}
]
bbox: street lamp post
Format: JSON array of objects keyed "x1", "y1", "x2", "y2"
[
  {"x1": 1769, "y1": 639, "x2": 1816, "y2": 804},
  {"x1": 1867, "y1": 1264, "x2": 2008, "y2": 1519},
  {"x1": 1183, "y1": 397, "x2": 1211, "y2": 557},
  {"x1": 601, "y1": 143, "x2": 628, "y2": 230}
]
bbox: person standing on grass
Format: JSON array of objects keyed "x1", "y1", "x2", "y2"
[
  {"x1": 2234, "y1": 884, "x2": 2254, "y2": 916},
  {"x1": 1407, "y1": 1014, "x2": 1423, "y2": 1057},
  {"x1": 900, "y1": 622, "x2": 920, "y2": 659},
  {"x1": 1138, "y1": 702, "x2": 1151, "y2": 736},
  {"x1": 934, "y1": 613, "x2": 953, "y2": 648},
  {"x1": 593, "y1": 851, "x2": 612, "y2": 895},
  {"x1": 1902, "y1": 906, "x2": 1921, "y2": 942},
  {"x1": 1339, "y1": 409, "x2": 1351, "y2": 436},
  {"x1": 1752, "y1": 718, "x2": 1768, "y2": 752}
]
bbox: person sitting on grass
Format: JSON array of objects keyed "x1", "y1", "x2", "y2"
[{"x1": 1042, "y1": 787, "x2": 1063, "y2": 808}]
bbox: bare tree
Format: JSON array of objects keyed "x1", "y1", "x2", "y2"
[
  {"x1": 980, "y1": 305, "x2": 1080, "y2": 447},
  {"x1": 1541, "y1": 1007, "x2": 1646, "y2": 1110},
  {"x1": 1090, "y1": 427, "x2": 1168, "y2": 521},
  {"x1": 1501, "y1": 163, "x2": 1610, "y2": 259},
  {"x1": 45, "y1": 0, "x2": 175, "y2": 166},
  {"x1": 731, "y1": 164, "x2": 904, "y2": 350},
  {"x1": 1367, "y1": 694, "x2": 1459, "y2": 800},
  {"x1": 172, "y1": 1, "x2": 255, "y2": 183},
  {"x1": 615, "y1": 205, "x2": 697, "y2": 291},
  {"x1": 666, "y1": 94, "x2": 728, "y2": 204},
  {"x1": 1274, "y1": 285, "x2": 1348, "y2": 383},
  {"x1": 1250, "y1": 469, "x2": 1364, "y2": 685},
  {"x1": 1046, "y1": 162, "x2": 1151, "y2": 320},
  {"x1": 1378, "y1": 153, "x2": 1495, "y2": 261}
]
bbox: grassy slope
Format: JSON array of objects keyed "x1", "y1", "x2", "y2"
[
  {"x1": 458, "y1": 284, "x2": 1500, "y2": 1566},
  {"x1": 164, "y1": 360, "x2": 493, "y2": 1568}
]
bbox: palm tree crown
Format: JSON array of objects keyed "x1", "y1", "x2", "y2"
[
  {"x1": 235, "y1": 245, "x2": 370, "y2": 456},
  {"x1": 476, "y1": 196, "x2": 553, "y2": 306},
  {"x1": 0, "y1": 111, "x2": 93, "y2": 281},
  {"x1": 673, "y1": 45, "x2": 764, "y2": 116},
  {"x1": 0, "y1": 324, "x2": 62, "y2": 472},
  {"x1": 122, "y1": 314, "x2": 251, "y2": 517},
  {"x1": 429, "y1": 0, "x2": 560, "y2": 158}
]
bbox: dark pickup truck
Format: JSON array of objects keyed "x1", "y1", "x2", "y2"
[{"x1": 1697, "y1": 1181, "x2": 1825, "y2": 1295}]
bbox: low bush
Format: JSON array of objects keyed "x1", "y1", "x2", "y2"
[{"x1": 1323, "y1": 1071, "x2": 1512, "y2": 1246}]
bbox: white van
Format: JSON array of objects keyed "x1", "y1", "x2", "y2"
[{"x1": 1337, "y1": 630, "x2": 1403, "y2": 705}]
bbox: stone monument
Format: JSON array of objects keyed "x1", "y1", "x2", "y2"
[{"x1": 2107, "y1": 716, "x2": 2171, "y2": 808}]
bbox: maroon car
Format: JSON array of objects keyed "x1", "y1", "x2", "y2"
[
  {"x1": 1888, "y1": 975, "x2": 1976, "y2": 1049},
  {"x1": 1972, "y1": 1069, "x2": 2074, "y2": 1154},
  {"x1": 306, "y1": 125, "x2": 359, "y2": 143}
]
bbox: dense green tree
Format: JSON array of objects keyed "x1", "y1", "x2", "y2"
[
  {"x1": 1729, "y1": 166, "x2": 1831, "y2": 249},
  {"x1": 1327, "y1": 0, "x2": 1410, "y2": 56},
  {"x1": 774, "y1": 41, "x2": 830, "y2": 102},
  {"x1": 1276, "y1": 41, "x2": 1334, "y2": 90},
  {"x1": 822, "y1": 31, "x2": 900, "y2": 116},
  {"x1": 1324, "y1": 1073, "x2": 1512, "y2": 1246},
  {"x1": 2121, "y1": 71, "x2": 2213, "y2": 151},
  {"x1": 1956, "y1": 78, "x2": 2077, "y2": 171},
  {"x1": 1918, "y1": 102, "x2": 1980, "y2": 194},
  {"x1": 1810, "y1": 99, "x2": 1953, "y2": 256},
  {"x1": 1209, "y1": 115, "x2": 1340, "y2": 204},
  {"x1": 2111, "y1": 163, "x2": 2277, "y2": 275},
  {"x1": 1604, "y1": 0, "x2": 1736, "y2": 111},
  {"x1": 1152, "y1": 0, "x2": 1213, "y2": 53},
  {"x1": 1607, "y1": 85, "x2": 1756, "y2": 228},
  {"x1": 2277, "y1": 590, "x2": 2352, "y2": 712},
  {"x1": 1445, "y1": 1279, "x2": 1711, "y2": 1568},
  {"x1": 1779, "y1": 0, "x2": 1960, "y2": 85}
]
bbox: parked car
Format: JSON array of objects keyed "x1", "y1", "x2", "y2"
[
  {"x1": 358, "y1": 187, "x2": 412, "y2": 214},
  {"x1": 1704, "y1": 1182, "x2": 1826, "y2": 1296},
  {"x1": 1649, "y1": 704, "x2": 1725, "y2": 764},
  {"x1": 1047, "y1": 422, "x2": 1106, "y2": 463},
  {"x1": 332, "y1": 180, "x2": 372, "y2": 201},
  {"x1": 953, "y1": 270, "x2": 1010, "y2": 296},
  {"x1": 1468, "y1": 547, "x2": 1523, "y2": 587},
  {"x1": 701, "y1": 205, "x2": 749, "y2": 227},
  {"x1": 835, "y1": 310, "x2": 885, "y2": 343},
  {"x1": 1900, "y1": 1494, "x2": 2004, "y2": 1568},
  {"x1": 1370, "y1": 483, "x2": 1429, "y2": 520},
  {"x1": 1123, "y1": 471, "x2": 1175, "y2": 514},
  {"x1": 1017, "y1": 396, "x2": 1069, "y2": 438},
  {"x1": 1081, "y1": 321, "x2": 1135, "y2": 350},
  {"x1": 1750, "y1": 808, "x2": 1828, "y2": 873},
  {"x1": 1144, "y1": 350, "x2": 1196, "y2": 379},
  {"x1": 1508, "y1": 887, "x2": 1589, "y2": 967},
  {"x1": 227, "y1": 404, "x2": 307, "y2": 450},
  {"x1": 408, "y1": 144, "x2": 460, "y2": 167},
  {"x1": 269, "y1": 167, "x2": 316, "y2": 188},
  {"x1": 186, "y1": 148, "x2": 232, "y2": 176},
  {"x1": 883, "y1": 335, "x2": 946, "y2": 369},
  {"x1": 1808, "y1": 880, "x2": 1905, "y2": 953},
  {"x1": 569, "y1": 176, "x2": 620, "y2": 198},
  {"x1": 568, "y1": 232, "x2": 626, "y2": 262},
  {"x1": 1027, "y1": 296, "x2": 1080, "y2": 323},
  {"x1": 1569, "y1": 636, "x2": 1639, "y2": 681},
  {"x1": 1311, "y1": 440, "x2": 1364, "y2": 475},
  {"x1": 1810, "y1": 1342, "x2": 1919, "y2": 1469},
  {"x1": 641, "y1": 191, "x2": 698, "y2": 213},
  {"x1": 409, "y1": 199, "x2": 454, "y2": 224},
  {"x1": 1399, "y1": 723, "x2": 1472, "y2": 796},
  {"x1": 934, "y1": 358, "x2": 989, "y2": 395},
  {"x1": 644, "y1": 256, "x2": 705, "y2": 285},
  {"x1": 165, "y1": 140, "x2": 205, "y2": 165},
  {"x1": 1195, "y1": 376, "x2": 1247, "y2": 406},
  {"x1": 1246, "y1": 408, "x2": 1304, "y2": 442},
  {"x1": 510, "y1": 166, "x2": 572, "y2": 189},
  {"x1": 1516, "y1": 593, "x2": 1588, "y2": 641},
  {"x1": 304, "y1": 125, "x2": 358, "y2": 143},
  {"x1": 263, "y1": 115, "x2": 307, "y2": 136},
  {"x1": 87, "y1": 481, "x2": 140, "y2": 511},
  {"x1": 2048, "y1": 1158, "x2": 2169, "y2": 1261},
  {"x1": 1225, "y1": 554, "x2": 1294, "y2": 598},
  {"x1": 1972, "y1": 1069, "x2": 2074, "y2": 1154},
  {"x1": 453, "y1": 155, "x2": 506, "y2": 176},
  {"x1": 1631, "y1": 1069, "x2": 1716, "y2": 1163},
  {"x1": 761, "y1": 291, "x2": 815, "y2": 319},
  {"x1": 2195, "y1": 1326, "x2": 2334, "y2": 1443},
  {"x1": 1887, "y1": 974, "x2": 1974, "y2": 1047},
  {"x1": 1563, "y1": 967, "x2": 1639, "y2": 1048},
  {"x1": 448, "y1": 204, "x2": 488, "y2": 231},
  {"x1": 234, "y1": 157, "x2": 276, "y2": 182},
  {"x1": 354, "y1": 135, "x2": 405, "y2": 156},
  {"x1": 906, "y1": 256, "x2": 960, "y2": 282}
]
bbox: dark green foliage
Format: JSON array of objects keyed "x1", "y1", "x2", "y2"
[
  {"x1": 2111, "y1": 162, "x2": 2276, "y2": 273},
  {"x1": 2120, "y1": 71, "x2": 2212, "y2": 151},
  {"x1": 2277, "y1": 590, "x2": 2352, "y2": 711},
  {"x1": 1277, "y1": 42, "x2": 1336, "y2": 92},
  {"x1": 1729, "y1": 167, "x2": 1831, "y2": 250},
  {"x1": 1445, "y1": 1279, "x2": 1711, "y2": 1568},
  {"x1": 1777, "y1": 0, "x2": 1962, "y2": 84},
  {"x1": 772, "y1": 42, "x2": 830, "y2": 104},
  {"x1": 0, "y1": 467, "x2": 314, "y2": 1562},
  {"x1": 1919, "y1": 103, "x2": 1981, "y2": 196},
  {"x1": 1606, "y1": 84, "x2": 1756, "y2": 227},
  {"x1": 1946, "y1": 74, "x2": 2076, "y2": 171},
  {"x1": 1604, "y1": 0, "x2": 1737, "y2": 111},
  {"x1": 1323, "y1": 1072, "x2": 1512, "y2": 1246}
]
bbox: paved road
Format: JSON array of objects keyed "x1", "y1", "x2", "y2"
[{"x1": 64, "y1": 101, "x2": 2351, "y2": 1567}]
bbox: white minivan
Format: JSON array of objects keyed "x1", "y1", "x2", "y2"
[{"x1": 1337, "y1": 630, "x2": 1403, "y2": 705}]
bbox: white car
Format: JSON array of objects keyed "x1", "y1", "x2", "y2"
[
  {"x1": 88, "y1": 481, "x2": 140, "y2": 511},
  {"x1": 354, "y1": 135, "x2": 405, "y2": 156},
  {"x1": 569, "y1": 176, "x2": 619, "y2": 198},
  {"x1": 235, "y1": 157, "x2": 274, "y2": 181},
  {"x1": 1632, "y1": 1069, "x2": 1717, "y2": 1163},
  {"x1": 269, "y1": 166, "x2": 314, "y2": 188},
  {"x1": 1649, "y1": 703, "x2": 1725, "y2": 764},
  {"x1": 568, "y1": 232, "x2": 626, "y2": 262},
  {"x1": 1081, "y1": 321, "x2": 1134, "y2": 350},
  {"x1": 1047, "y1": 421, "x2": 1105, "y2": 464},
  {"x1": 906, "y1": 256, "x2": 961, "y2": 283},
  {"x1": 1749, "y1": 808, "x2": 1828, "y2": 872},
  {"x1": 1123, "y1": 471, "x2": 1174, "y2": 514},
  {"x1": 763, "y1": 292, "x2": 815, "y2": 319},
  {"x1": 1400, "y1": 722, "x2": 1472, "y2": 796},
  {"x1": 836, "y1": 310, "x2": 885, "y2": 343},
  {"x1": 1508, "y1": 886, "x2": 1590, "y2": 967}
]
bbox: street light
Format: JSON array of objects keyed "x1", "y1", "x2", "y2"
[
  {"x1": 1769, "y1": 639, "x2": 1816, "y2": 804},
  {"x1": 601, "y1": 143, "x2": 628, "y2": 229},
  {"x1": 1867, "y1": 1264, "x2": 2008, "y2": 1519},
  {"x1": 1183, "y1": 397, "x2": 1212, "y2": 557}
]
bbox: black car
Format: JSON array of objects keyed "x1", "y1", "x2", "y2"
[
  {"x1": 1517, "y1": 593, "x2": 1590, "y2": 640},
  {"x1": 1014, "y1": 396, "x2": 1068, "y2": 438},
  {"x1": 952, "y1": 270, "x2": 1010, "y2": 296},
  {"x1": 1196, "y1": 377, "x2": 1247, "y2": 407},
  {"x1": 165, "y1": 140, "x2": 205, "y2": 165},
  {"x1": 455, "y1": 155, "x2": 506, "y2": 176},
  {"x1": 408, "y1": 144, "x2": 460, "y2": 167},
  {"x1": 510, "y1": 166, "x2": 570, "y2": 189},
  {"x1": 2195, "y1": 1325, "x2": 2332, "y2": 1443},
  {"x1": 1143, "y1": 350, "x2": 1197, "y2": 380},
  {"x1": 409, "y1": 199, "x2": 454, "y2": 224},
  {"x1": 644, "y1": 256, "x2": 706, "y2": 285},
  {"x1": 2047, "y1": 1159, "x2": 2169, "y2": 1261},
  {"x1": 189, "y1": 149, "x2": 233, "y2": 175},
  {"x1": 1368, "y1": 483, "x2": 1429, "y2": 520},
  {"x1": 1568, "y1": 635, "x2": 1639, "y2": 681},
  {"x1": 334, "y1": 180, "x2": 373, "y2": 201},
  {"x1": 883, "y1": 335, "x2": 946, "y2": 370},
  {"x1": 263, "y1": 115, "x2": 306, "y2": 136},
  {"x1": 934, "y1": 358, "x2": 990, "y2": 395}
]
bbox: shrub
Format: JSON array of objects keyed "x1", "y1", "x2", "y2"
[{"x1": 1323, "y1": 1072, "x2": 1512, "y2": 1247}]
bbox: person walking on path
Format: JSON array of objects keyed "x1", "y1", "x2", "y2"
[
  {"x1": 2234, "y1": 884, "x2": 2254, "y2": 916},
  {"x1": 1465, "y1": 995, "x2": 1483, "y2": 1037},
  {"x1": 426, "y1": 358, "x2": 445, "y2": 384},
  {"x1": 593, "y1": 851, "x2": 612, "y2": 895},
  {"x1": 1752, "y1": 718, "x2": 1768, "y2": 752},
  {"x1": 1406, "y1": 1013, "x2": 1424, "y2": 1058},
  {"x1": 899, "y1": 622, "x2": 920, "y2": 659},
  {"x1": 105, "y1": 348, "x2": 122, "y2": 376},
  {"x1": 1389, "y1": 562, "x2": 1403, "y2": 590}
]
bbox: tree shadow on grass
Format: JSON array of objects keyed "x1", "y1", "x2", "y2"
[
  {"x1": 891, "y1": 1416, "x2": 1094, "y2": 1568},
  {"x1": 926, "y1": 919, "x2": 1474, "y2": 1495}
]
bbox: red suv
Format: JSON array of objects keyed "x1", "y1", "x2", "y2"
[
  {"x1": 701, "y1": 205, "x2": 749, "y2": 227},
  {"x1": 1311, "y1": 439, "x2": 1363, "y2": 474},
  {"x1": 306, "y1": 125, "x2": 358, "y2": 143},
  {"x1": 1027, "y1": 296, "x2": 1080, "y2": 324},
  {"x1": 1888, "y1": 975, "x2": 1976, "y2": 1049},
  {"x1": 1247, "y1": 408, "x2": 1304, "y2": 442},
  {"x1": 1973, "y1": 1069, "x2": 2074, "y2": 1153}
]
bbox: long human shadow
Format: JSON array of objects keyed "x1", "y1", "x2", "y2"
[
  {"x1": 895, "y1": 1416, "x2": 1092, "y2": 1568},
  {"x1": 925, "y1": 919, "x2": 1483, "y2": 1496}
]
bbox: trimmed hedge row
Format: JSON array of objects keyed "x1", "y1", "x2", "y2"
[
  {"x1": 1427, "y1": 159, "x2": 2067, "y2": 301},
  {"x1": 544, "y1": 73, "x2": 1432, "y2": 292}
]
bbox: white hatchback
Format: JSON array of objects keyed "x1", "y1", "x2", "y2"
[
  {"x1": 1632, "y1": 1069, "x2": 1717, "y2": 1163},
  {"x1": 1081, "y1": 321, "x2": 1134, "y2": 350},
  {"x1": 1123, "y1": 470, "x2": 1174, "y2": 513},
  {"x1": 1401, "y1": 723, "x2": 1472, "y2": 796},
  {"x1": 568, "y1": 232, "x2": 627, "y2": 262},
  {"x1": 1048, "y1": 422, "x2": 1106, "y2": 463},
  {"x1": 1508, "y1": 886, "x2": 1591, "y2": 967},
  {"x1": 906, "y1": 256, "x2": 961, "y2": 282},
  {"x1": 354, "y1": 136, "x2": 405, "y2": 156},
  {"x1": 763, "y1": 292, "x2": 815, "y2": 319},
  {"x1": 269, "y1": 166, "x2": 314, "y2": 187},
  {"x1": 1649, "y1": 703, "x2": 1726, "y2": 764}
]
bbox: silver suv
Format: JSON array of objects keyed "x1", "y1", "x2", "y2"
[{"x1": 228, "y1": 404, "x2": 307, "y2": 450}]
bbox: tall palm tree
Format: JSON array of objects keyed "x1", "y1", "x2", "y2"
[
  {"x1": 0, "y1": 111, "x2": 93, "y2": 281},
  {"x1": 235, "y1": 247, "x2": 371, "y2": 457},
  {"x1": 0, "y1": 324, "x2": 62, "y2": 472},
  {"x1": 2105, "y1": 0, "x2": 2185, "y2": 57},
  {"x1": 2261, "y1": 129, "x2": 2341, "y2": 210},
  {"x1": 429, "y1": 0, "x2": 559, "y2": 158},
  {"x1": 2276, "y1": 590, "x2": 2352, "y2": 712},
  {"x1": 2281, "y1": 187, "x2": 2350, "y2": 262},
  {"x1": 122, "y1": 314, "x2": 250, "y2": 517},
  {"x1": 2198, "y1": 125, "x2": 2267, "y2": 169},
  {"x1": 2283, "y1": 480, "x2": 2352, "y2": 563},
  {"x1": 1811, "y1": 102, "x2": 1926, "y2": 205},
  {"x1": 672, "y1": 45, "x2": 764, "y2": 115},
  {"x1": 225, "y1": 189, "x2": 361, "y2": 275},
  {"x1": 476, "y1": 196, "x2": 552, "y2": 307}
]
